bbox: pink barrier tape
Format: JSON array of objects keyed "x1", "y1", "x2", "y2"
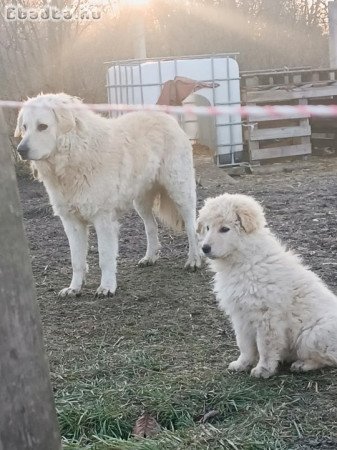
[{"x1": 2, "y1": 99, "x2": 337, "y2": 118}]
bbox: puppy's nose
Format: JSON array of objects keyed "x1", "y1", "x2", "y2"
[
  {"x1": 17, "y1": 142, "x2": 30, "y2": 160},
  {"x1": 202, "y1": 244, "x2": 211, "y2": 254}
]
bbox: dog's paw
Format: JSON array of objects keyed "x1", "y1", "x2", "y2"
[
  {"x1": 184, "y1": 255, "x2": 202, "y2": 271},
  {"x1": 58, "y1": 287, "x2": 81, "y2": 298},
  {"x1": 95, "y1": 286, "x2": 116, "y2": 298},
  {"x1": 290, "y1": 360, "x2": 320, "y2": 372},
  {"x1": 228, "y1": 360, "x2": 250, "y2": 372},
  {"x1": 138, "y1": 255, "x2": 159, "y2": 267},
  {"x1": 290, "y1": 361, "x2": 305, "y2": 372},
  {"x1": 250, "y1": 365, "x2": 274, "y2": 379}
]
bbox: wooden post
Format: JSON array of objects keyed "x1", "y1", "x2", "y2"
[
  {"x1": 0, "y1": 109, "x2": 61, "y2": 450},
  {"x1": 329, "y1": 0, "x2": 337, "y2": 68}
]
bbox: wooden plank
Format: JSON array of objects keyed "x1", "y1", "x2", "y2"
[
  {"x1": 248, "y1": 111, "x2": 310, "y2": 122},
  {"x1": 247, "y1": 138, "x2": 260, "y2": 158},
  {"x1": 311, "y1": 118, "x2": 337, "y2": 129},
  {"x1": 300, "y1": 135, "x2": 311, "y2": 147},
  {"x1": 246, "y1": 85, "x2": 337, "y2": 103},
  {"x1": 240, "y1": 66, "x2": 311, "y2": 76},
  {"x1": 250, "y1": 125, "x2": 311, "y2": 141},
  {"x1": 250, "y1": 144, "x2": 311, "y2": 161},
  {"x1": 246, "y1": 102, "x2": 260, "y2": 156},
  {"x1": 298, "y1": 100, "x2": 311, "y2": 147},
  {"x1": 312, "y1": 132, "x2": 335, "y2": 139},
  {"x1": 241, "y1": 67, "x2": 337, "y2": 91},
  {"x1": 244, "y1": 76, "x2": 259, "y2": 88},
  {"x1": 241, "y1": 67, "x2": 337, "y2": 78},
  {"x1": 0, "y1": 109, "x2": 61, "y2": 450},
  {"x1": 293, "y1": 74, "x2": 302, "y2": 84}
]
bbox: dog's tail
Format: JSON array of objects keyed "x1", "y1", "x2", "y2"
[{"x1": 153, "y1": 187, "x2": 184, "y2": 233}]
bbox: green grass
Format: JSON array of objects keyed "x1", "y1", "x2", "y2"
[{"x1": 54, "y1": 349, "x2": 337, "y2": 449}]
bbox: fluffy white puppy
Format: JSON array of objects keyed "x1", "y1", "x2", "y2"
[
  {"x1": 15, "y1": 93, "x2": 201, "y2": 297},
  {"x1": 197, "y1": 193, "x2": 337, "y2": 378}
]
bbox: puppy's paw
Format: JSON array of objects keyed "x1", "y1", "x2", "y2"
[
  {"x1": 184, "y1": 255, "x2": 202, "y2": 271},
  {"x1": 58, "y1": 287, "x2": 81, "y2": 298},
  {"x1": 138, "y1": 255, "x2": 159, "y2": 267},
  {"x1": 290, "y1": 361, "x2": 305, "y2": 372},
  {"x1": 95, "y1": 286, "x2": 116, "y2": 298},
  {"x1": 250, "y1": 365, "x2": 274, "y2": 379},
  {"x1": 290, "y1": 360, "x2": 321, "y2": 372},
  {"x1": 228, "y1": 360, "x2": 251, "y2": 372}
]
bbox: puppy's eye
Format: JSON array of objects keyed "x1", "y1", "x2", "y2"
[
  {"x1": 37, "y1": 123, "x2": 48, "y2": 131},
  {"x1": 23, "y1": 124, "x2": 26, "y2": 131},
  {"x1": 219, "y1": 226, "x2": 230, "y2": 233},
  {"x1": 206, "y1": 226, "x2": 209, "y2": 231}
]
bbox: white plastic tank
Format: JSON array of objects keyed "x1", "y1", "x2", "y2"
[{"x1": 107, "y1": 55, "x2": 243, "y2": 165}]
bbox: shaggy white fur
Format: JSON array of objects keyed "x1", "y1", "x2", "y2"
[
  {"x1": 15, "y1": 93, "x2": 201, "y2": 297},
  {"x1": 197, "y1": 193, "x2": 337, "y2": 378}
]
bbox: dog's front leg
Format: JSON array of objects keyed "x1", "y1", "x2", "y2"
[
  {"x1": 228, "y1": 324, "x2": 258, "y2": 372},
  {"x1": 250, "y1": 326, "x2": 284, "y2": 378},
  {"x1": 93, "y1": 213, "x2": 119, "y2": 297},
  {"x1": 59, "y1": 214, "x2": 88, "y2": 297}
]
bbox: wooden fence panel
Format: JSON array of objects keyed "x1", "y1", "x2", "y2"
[{"x1": 0, "y1": 108, "x2": 61, "y2": 450}]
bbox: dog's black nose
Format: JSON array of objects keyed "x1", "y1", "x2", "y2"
[
  {"x1": 202, "y1": 244, "x2": 211, "y2": 254},
  {"x1": 17, "y1": 142, "x2": 30, "y2": 160}
]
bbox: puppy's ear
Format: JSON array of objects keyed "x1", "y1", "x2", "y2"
[
  {"x1": 53, "y1": 107, "x2": 76, "y2": 134},
  {"x1": 235, "y1": 201, "x2": 265, "y2": 234},
  {"x1": 14, "y1": 109, "x2": 23, "y2": 138}
]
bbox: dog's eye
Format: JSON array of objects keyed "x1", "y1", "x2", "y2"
[
  {"x1": 22, "y1": 124, "x2": 26, "y2": 131},
  {"x1": 206, "y1": 226, "x2": 209, "y2": 231},
  {"x1": 37, "y1": 123, "x2": 48, "y2": 131},
  {"x1": 219, "y1": 226, "x2": 230, "y2": 233}
]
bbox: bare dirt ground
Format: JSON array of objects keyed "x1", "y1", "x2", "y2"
[{"x1": 18, "y1": 154, "x2": 337, "y2": 450}]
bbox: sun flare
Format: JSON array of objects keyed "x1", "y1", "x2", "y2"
[{"x1": 120, "y1": 0, "x2": 150, "y2": 6}]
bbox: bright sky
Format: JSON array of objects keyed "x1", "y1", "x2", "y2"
[
  {"x1": 88, "y1": 0, "x2": 150, "y2": 5},
  {"x1": 122, "y1": 0, "x2": 150, "y2": 5}
]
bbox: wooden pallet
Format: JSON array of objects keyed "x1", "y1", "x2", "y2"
[
  {"x1": 241, "y1": 67, "x2": 337, "y2": 90},
  {"x1": 243, "y1": 83, "x2": 337, "y2": 104},
  {"x1": 244, "y1": 99, "x2": 312, "y2": 162},
  {"x1": 306, "y1": 97, "x2": 337, "y2": 152},
  {"x1": 238, "y1": 68, "x2": 337, "y2": 162}
]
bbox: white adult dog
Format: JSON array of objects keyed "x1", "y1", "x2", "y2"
[
  {"x1": 197, "y1": 193, "x2": 337, "y2": 378},
  {"x1": 15, "y1": 93, "x2": 201, "y2": 297}
]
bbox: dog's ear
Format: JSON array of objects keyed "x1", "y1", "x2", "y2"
[
  {"x1": 235, "y1": 201, "x2": 265, "y2": 234},
  {"x1": 14, "y1": 109, "x2": 23, "y2": 138},
  {"x1": 53, "y1": 107, "x2": 76, "y2": 134}
]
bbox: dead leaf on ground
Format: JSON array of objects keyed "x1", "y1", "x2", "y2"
[
  {"x1": 198, "y1": 410, "x2": 219, "y2": 423},
  {"x1": 132, "y1": 412, "x2": 161, "y2": 438}
]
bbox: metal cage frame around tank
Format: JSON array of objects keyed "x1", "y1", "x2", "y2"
[{"x1": 105, "y1": 53, "x2": 244, "y2": 166}]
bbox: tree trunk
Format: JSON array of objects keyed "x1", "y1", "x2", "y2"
[{"x1": 0, "y1": 109, "x2": 61, "y2": 450}]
